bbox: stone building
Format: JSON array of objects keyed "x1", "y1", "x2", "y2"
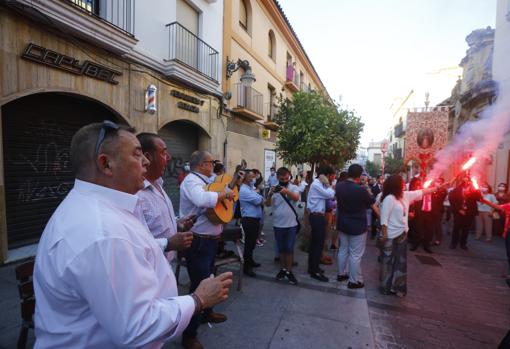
[
  {"x1": 0, "y1": 0, "x2": 226, "y2": 263},
  {"x1": 221, "y1": 0, "x2": 330, "y2": 179}
]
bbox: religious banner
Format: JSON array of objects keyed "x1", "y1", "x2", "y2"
[{"x1": 404, "y1": 107, "x2": 449, "y2": 176}]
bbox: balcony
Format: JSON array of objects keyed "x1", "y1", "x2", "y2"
[
  {"x1": 232, "y1": 83, "x2": 264, "y2": 121},
  {"x1": 263, "y1": 103, "x2": 279, "y2": 130},
  {"x1": 12, "y1": 0, "x2": 137, "y2": 54},
  {"x1": 394, "y1": 123, "x2": 404, "y2": 138},
  {"x1": 285, "y1": 65, "x2": 299, "y2": 92},
  {"x1": 166, "y1": 22, "x2": 219, "y2": 82}
]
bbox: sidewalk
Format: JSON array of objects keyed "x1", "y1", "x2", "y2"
[{"x1": 1, "y1": 206, "x2": 508, "y2": 348}]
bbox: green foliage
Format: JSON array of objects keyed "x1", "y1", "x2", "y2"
[
  {"x1": 365, "y1": 160, "x2": 381, "y2": 177},
  {"x1": 273, "y1": 91, "x2": 363, "y2": 168},
  {"x1": 384, "y1": 156, "x2": 405, "y2": 175}
]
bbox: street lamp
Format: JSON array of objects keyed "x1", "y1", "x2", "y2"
[{"x1": 225, "y1": 58, "x2": 256, "y2": 86}]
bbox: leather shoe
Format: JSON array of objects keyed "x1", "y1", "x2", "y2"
[
  {"x1": 347, "y1": 281, "x2": 365, "y2": 289},
  {"x1": 182, "y1": 336, "x2": 204, "y2": 349},
  {"x1": 310, "y1": 272, "x2": 329, "y2": 282},
  {"x1": 244, "y1": 268, "x2": 256, "y2": 277},
  {"x1": 337, "y1": 274, "x2": 349, "y2": 282},
  {"x1": 423, "y1": 246, "x2": 433, "y2": 254},
  {"x1": 201, "y1": 312, "x2": 227, "y2": 323}
]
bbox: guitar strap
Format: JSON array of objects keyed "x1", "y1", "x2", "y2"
[{"x1": 191, "y1": 172, "x2": 209, "y2": 185}]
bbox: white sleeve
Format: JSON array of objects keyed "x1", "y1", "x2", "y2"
[
  {"x1": 311, "y1": 182, "x2": 335, "y2": 199},
  {"x1": 380, "y1": 196, "x2": 393, "y2": 226},
  {"x1": 67, "y1": 238, "x2": 195, "y2": 346},
  {"x1": 183, "y1": 179, "x2": 218, "y2": 209},
  {"x1": 406, "y1": 190, "x2": 423, "y2": 204}
]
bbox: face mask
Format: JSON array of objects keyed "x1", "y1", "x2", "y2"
[
  {"x1": 498, "y1": 186, "x2": 506, "y2": 192},
  {"x1": 481, "y1": 187, "x2": 489, "y2": 193},
  {"x1": 184, "y1": 165, "x2": 190, "y2": 172},
  {"x1": 279, "y1": 181, "x2": 289, "y2": 187},
  {"x1": 250, "y1": 179, "x2": 256, "y2": 186}
]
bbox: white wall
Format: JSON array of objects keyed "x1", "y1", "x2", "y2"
[{"x1": 132, "y1": 0, "x2": 223, "y2": 83}]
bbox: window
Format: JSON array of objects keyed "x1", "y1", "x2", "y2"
[
  {"x1": 239, "y1": 0, "x2": 248, "y2": 30},
  {"x1": 268, "y1": 30, "x2": 276, "y2": 61},
  {"x1": 177, "y1": 0, "x2": 199, "y2": 35}
]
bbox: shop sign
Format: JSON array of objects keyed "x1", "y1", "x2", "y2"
[
  {"x1": 21, "y1": 43, "x2": 122, "y2": 85},
  {"x1": 171, "y1": 89, "x2": 204, "y2": 114}
]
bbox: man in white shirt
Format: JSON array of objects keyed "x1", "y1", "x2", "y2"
[
  {"x1": 33, "y1": 122, "x2": 232, "y2": 349},
  {"x1": 136, "y1": 133, "x2": 193, "y2": 262},
  {"x1": 179, "y1": 150, "x2": 238, "y2": 349},
  {"x1": 306, "y1": 165, "x2": 336, "y2": 282}
]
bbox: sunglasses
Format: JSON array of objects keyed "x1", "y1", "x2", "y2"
[{"x1": 95, "y1": 120, "x2": 120, "y2": 156}]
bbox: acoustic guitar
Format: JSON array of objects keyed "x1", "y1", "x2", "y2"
[{"x1": 205, "y1": 173, "x2": 241, "y2": 225}]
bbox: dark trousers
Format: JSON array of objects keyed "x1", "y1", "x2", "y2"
[
  {"x1": 183, "y1": 236, "x2": 218, "y2": 338},
  {"x1": 506, "y1": 230, "x2": 510, "y2": 274},
  {"x1": 433, "y1": 212, "x2": 444, "y2": 242},
  {"x1": 414, "y1": 212, "x2": 434, "y2": 248},
  {"x1": 308, "y1": 214, "x2": 326, "y2": 274},
  {"x1": 241, "y1": 217, "x2": 260, "y2": 268},
  {"x1": 451, "y1": 213, "x2": 474, "y2": 248}
]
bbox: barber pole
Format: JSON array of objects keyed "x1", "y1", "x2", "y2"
[{"x1": 145, "y1": 84, "x2": 157, "y2": 114}]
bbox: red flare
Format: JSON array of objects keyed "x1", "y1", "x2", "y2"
[
  {"x1": 471, "y1": 177, "x2": 479, "y2": 190},
  {"x1": 424, "y1": 179, "x2": 433, "y2": 188},
  {"x1": 461, "y1": 157, "x2": 476, "y2": 171}
]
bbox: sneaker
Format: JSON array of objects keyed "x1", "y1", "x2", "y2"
[
  {"x1": 347, "y1": 281, "x2": 364, "y2": 289},
  {"x1": 256, "y1": 239, "x2": 264, "y2": 247},
  {"x1": 310, "y1": 272, "x2": 329, "y2": 282},
  {"x1": 337, "y1": 274, "x2": 349, "y2": 282},
  {"x1": 276, "y1": 269, "x2": 286, "y2": 280},
  {"x1": 286, "y1": 271, "x2": 298, "y2": 285}
]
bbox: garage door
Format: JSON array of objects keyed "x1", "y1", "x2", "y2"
[
  {"x1": 2, "y1": 93, "x2": 121, "y2": 248},
  {"x1": 158, "y1": 121, "x2": 199, "y2": 214}
]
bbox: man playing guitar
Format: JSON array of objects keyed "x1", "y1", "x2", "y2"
[{"x1": 179, "y1": 150, "x2": 242, "y2": 349}]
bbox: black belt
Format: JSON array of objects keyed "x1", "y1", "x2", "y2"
[
  {"x1": 192, "y1": 233, "x2": 221, "y2": 240},
  {"x1": 309, "y1": 212, "x2": 325, "y2": 216}
]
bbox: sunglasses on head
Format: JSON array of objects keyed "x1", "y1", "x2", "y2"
[{"x1": 95, "y1": 120, "x2": 120, "y2": 156}]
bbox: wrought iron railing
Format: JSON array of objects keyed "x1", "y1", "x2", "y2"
[
  {"x1": 234, "y1": 83, "x2": 263, "y2": 116},
  {"x1": 265, "y1": 102, "x2": 279, "y2": 121},
  {"x1": 64, "y1": 0, "x2": 135, "y2": 35},
  {"x1": 166, "y1": 22, "x2": 219, "y2": 82}
]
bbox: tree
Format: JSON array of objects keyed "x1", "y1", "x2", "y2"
[
  {"x1": 273, "y1": 91, "x2": 363, "y2": 172},
  {"x1": 365, "y1": 160, "x2": 381, "y2": 177},
  {"x1": 384, "y1": 156, "x2": 404, "y2": 175}
]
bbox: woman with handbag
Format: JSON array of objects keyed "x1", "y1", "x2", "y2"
[{"x1": 379, "y1": 175, "x2": 438, "y2": 297}]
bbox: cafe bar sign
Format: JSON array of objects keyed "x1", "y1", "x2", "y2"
[{"x1": 21, "y1": 43, "x2": 122, "y2": 85}]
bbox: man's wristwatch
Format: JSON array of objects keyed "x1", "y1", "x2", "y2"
[{"x1": 190, "y1": 293, "x2": 203, "y2": 315}]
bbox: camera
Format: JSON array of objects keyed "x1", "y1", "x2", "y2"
[{"x1": 273, "y1": 185, "x2": 283, "y2": 193}]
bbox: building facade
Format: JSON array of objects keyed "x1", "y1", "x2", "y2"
[
  {"x1": 0, "y1": 0, "x2": 226, "y2": 263},
  {"x1": 221, "y1": 0, "x2": 329, "y2": 179}
]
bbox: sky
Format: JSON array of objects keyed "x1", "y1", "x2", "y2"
[{"x1": 278, "y1": 0, "x2": 496, "y2": 145}]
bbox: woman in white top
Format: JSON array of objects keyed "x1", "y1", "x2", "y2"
[
  {"x1": 379, "y1": 174, "x2": 438, "y2": 297},
  {"x1": 476, "y1": 182, "x2": 497, "y2": 242}
]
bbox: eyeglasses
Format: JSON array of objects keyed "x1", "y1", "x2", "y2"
[{"x1": 95, "y1": 120, "x2": 120, "y2": 156}]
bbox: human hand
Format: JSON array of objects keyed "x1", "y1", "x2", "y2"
[
  {"x1": 177, "y1": 216, "x2": 195, "y2": 232},
  {"x1": 194, "y1": 272, "x2": 233, "y2": 308},
  {"x1": 167, "y1": 232, "x2": 193, "y2": 251}
]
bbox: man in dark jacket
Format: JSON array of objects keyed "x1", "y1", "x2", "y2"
[{"x1": 449, "y1": 176, "x2": 478, "y2": 250}]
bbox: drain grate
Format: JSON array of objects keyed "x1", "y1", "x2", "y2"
[{"x1": 415, "y1": 255, "x2": 442, "y2": 267}]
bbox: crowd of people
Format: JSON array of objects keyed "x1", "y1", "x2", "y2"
[{"x1": 31, "y1": 121, "x2": 510, "y2": 348}]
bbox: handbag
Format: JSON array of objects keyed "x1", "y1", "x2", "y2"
[{"x1": 279, "y1": 192, "x2": 302, "y2": 233}]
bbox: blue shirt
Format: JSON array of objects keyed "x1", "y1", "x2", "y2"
[
  {"x1": 239, "y1": 183, "x2": 264, "y2": 218},
  {"x1": 306, "y1": 178, "x2": 335, "y2": 213},
  {"x1": 336, "y1": 180, "x2": 374, "y2": 235}
]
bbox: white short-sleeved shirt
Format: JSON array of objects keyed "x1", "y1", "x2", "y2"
[
  {"x1": 380, "y1": 190, "x2": 423, "y2": 239},
  {"x1": 272, "y1": 183, "x2": 300, "y2": 228}
]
